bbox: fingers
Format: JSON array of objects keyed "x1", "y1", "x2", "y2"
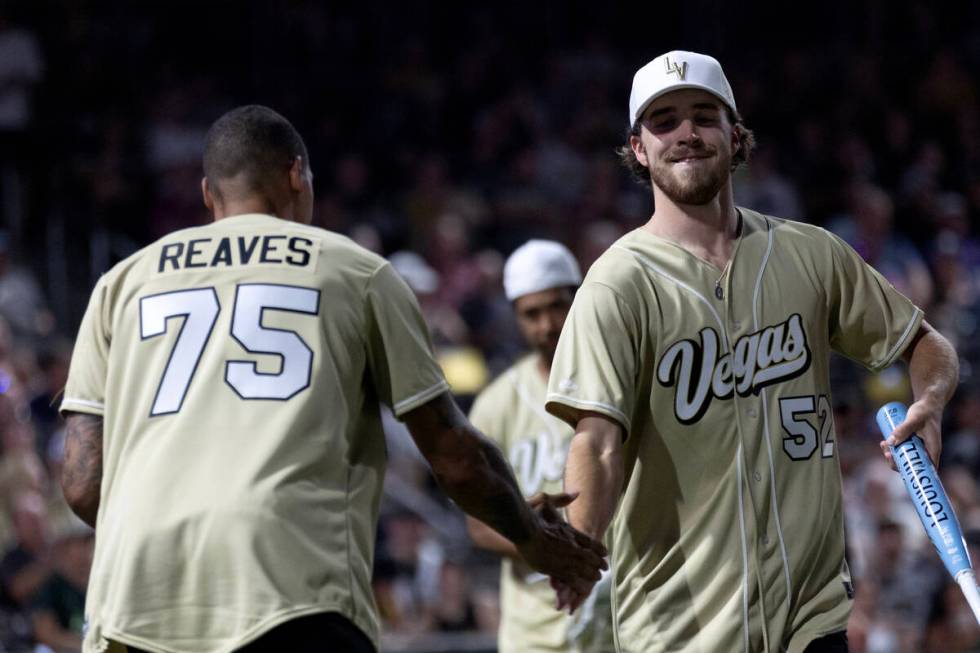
[
  {"x1": 884, "y1": 401, "x2": 928, "y2": 447},
  {"x1": 546, "y1": 491, "x2": 579, "y2": 509},
  {"x1": 568, "y1": 525, "x2": 609, "y2": 560},
  {"x1": 919, "y1": 430, "x2": 942, "y2": 468},
  {"x1": 879, "y1": 399, "x2": 943, "y2": 470},
  {"x1": 879, "y1": 441, "x2": 897, "y2": 472},
  {"x1": 528, "y1": 491, "x2": 579, "y2": 510}
]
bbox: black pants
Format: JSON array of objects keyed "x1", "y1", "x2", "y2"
[
  {"x1": 125, "y1": 612, "x2": 375, "y2": 653},
  {"x1": 803, "y1": 630, "x2": 849, "y2": 653}
]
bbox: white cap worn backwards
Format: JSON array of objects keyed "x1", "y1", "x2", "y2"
[
  {"x1": 503, "y1": 239, "x2": 582, "y2": 301},
  {"x1": 628, "y1": 50, "x2": 736, "y2": 126}
]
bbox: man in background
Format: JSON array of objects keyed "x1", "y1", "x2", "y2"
[{"x1": 468, "y1": 239, "x2": 615, "y2": 653}]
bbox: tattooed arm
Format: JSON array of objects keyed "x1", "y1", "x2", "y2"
[
  {"x1": 403, "y1": 392, "x2": 607, "y2": 593},
  {"x1": 61, "y1": 412, "x2": 104, "y2": 527}
]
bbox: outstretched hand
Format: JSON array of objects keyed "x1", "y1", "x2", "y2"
[
  {"x1": 879, "y1": 397, "x2": 942, "y2": 470},
  {"x1": 517, "y1": 492, "x2": 608, "y2": 600},
  {"x1": 551, "y1": 576, "x2": 592, "y2": 614}
]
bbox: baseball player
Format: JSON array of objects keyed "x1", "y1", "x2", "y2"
[
  {"x1": 544, "y1": 51, "x2": 959, "y2": 653},
  {"x1": 466, "y1": 240, "x2": 615, "y2": 653},
  {"x1": 57, "y1": 105, "x2": 607, "y2": 653}
]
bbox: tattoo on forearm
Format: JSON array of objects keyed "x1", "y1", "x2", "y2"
[
  {"x1": 428, "y1": 396, "x2": 535, "y2": 543},
  {"x1": 62, "y1": 413, "x2": 104, "y2": 527}
]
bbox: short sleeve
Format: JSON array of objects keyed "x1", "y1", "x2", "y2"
[
  {"x1": 365, "y1": 263, "x2": 449, "y2": 417},
  {"x1": 60, "y1": 276, "x2": 111, "y2": 416},
  {"x1": 546, "y1": 281, "x2": 640, "y2": 432},
  {"x1": 827, "y1": 232, "x2": 923, "y2": 370}
]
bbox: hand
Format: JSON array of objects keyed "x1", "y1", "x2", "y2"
[
  {"x1": 527, "y1": 490, "x2": 578, "y2": 519},
  {"x1": 517, "y1": 504, "x2": 607, "y2": 601},
  {"x1": 551, "y1": 576, "x2": 592, "y2": 614},
  {"x1": 879, "y1": 397, "x2": 943, "y2": 470}
]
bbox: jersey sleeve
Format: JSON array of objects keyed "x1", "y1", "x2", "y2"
[
  {"x1": 826, "y1": 232, "x2": 923, "y2": 371},
  {"x1": 546, "y1": 281, "x2": 640, "y2": 433},
  {"x1": 365, "y1": 262, "x2": 449, "y2": 418},
  {"x1": 60, "y1": 276, "x2": 111, "y2": 416}
]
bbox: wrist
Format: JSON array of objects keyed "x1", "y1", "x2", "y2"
[
  {"x1": 515, "y1": 512, "x2": 544, "y2": 552},
  {"x1": 914, "y1": 391, "x2": 944, "y2": 415}
]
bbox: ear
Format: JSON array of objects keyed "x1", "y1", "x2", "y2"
[
  {"x1": 201, "y1": 177, "x2": 215, "y2": 212},
  {"x1": 288, "y1": 156, "x2": 305, "y2": 192},
  {"x1": 731, "y1": 126, "x2": 741, "y2": 158},
  {"x1": 630, "y1": 133, "x2": 650, "y2": 168}
]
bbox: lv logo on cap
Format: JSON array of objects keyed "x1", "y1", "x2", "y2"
[{"x1": 664, "y1": 56, "x2": 688, "y2": 80}]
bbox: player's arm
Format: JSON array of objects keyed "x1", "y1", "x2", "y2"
[
  {"x1": 555, "y1": 412, "x2": 623, "y2": 612},
  {"x1": 466, "y1": 516, "x2": 520, "y2": 558},
  {"x1": 61, "y1": 412, "x2": 104, "y2": 527},
  {"x1": 403, "y1": 392, "x2": 607, "y2": 592},
  {"x1": 882, "y1": 321, "x2": 959, "y2": 468},
  {"x1": 564, "y1": 413, "x2": 624, "y2": 543}
]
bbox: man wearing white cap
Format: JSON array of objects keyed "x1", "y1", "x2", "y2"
[
  {"x1": 545, "y1": 50, "x2": 959, "y2": 652},
  {"x1": 467, "y1": 240, "x2": 615, "y2": 653}
]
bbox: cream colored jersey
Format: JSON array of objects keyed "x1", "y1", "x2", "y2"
[
  {"x1": 60, "y1": 213, "x2": 448, "y2": 653},
  {"x1": 546, "y1": 209, "x2": 922, "y2": 653},
  {"x1": 469, "y1": 354, "x2": 578, "y2": 653},
  {"x1": 470, "y1": 355, "x2": 616, "y2": 653}
]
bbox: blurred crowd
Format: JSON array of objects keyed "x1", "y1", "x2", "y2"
[{"x1": 1, "y1": 1, "x2": 980, "y2": 651}]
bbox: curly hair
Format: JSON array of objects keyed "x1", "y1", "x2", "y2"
[{"x1": 615, "y1": 109, "x2": 756, "y2": 187}]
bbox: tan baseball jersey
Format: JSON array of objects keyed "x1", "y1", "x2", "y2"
[
  {"x1": 546, "y1": 208, "x2": 922, "y2": 653},
  {"x1": 470, "y1": 354, "x2": 616, "y2": 653},
  {"x1": 60, "y1": 213, "x2": 448, "y2": 653},
  {"x1": 469, "y1": 353, "x2": 579, "y2": 652}
]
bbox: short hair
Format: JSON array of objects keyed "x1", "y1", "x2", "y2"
[
  {"x1": 202, "y1": 105, "x2": 309, "y2": 196},
  {"x1": 615, "y1": 108, "x2": 756, "y2": 187}
]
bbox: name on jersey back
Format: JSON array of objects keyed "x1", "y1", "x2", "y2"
[{"x1": 157, "y1": 234, "x2": 316, "y2": 273}]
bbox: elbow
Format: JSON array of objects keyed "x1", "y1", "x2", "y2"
[{"x1": 61, "y1": 477, "x2": 98, "y2": 528}]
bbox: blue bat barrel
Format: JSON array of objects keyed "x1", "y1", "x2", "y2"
[{"x1": 875, "y1": 402, "x2": 972, "y2": 580}]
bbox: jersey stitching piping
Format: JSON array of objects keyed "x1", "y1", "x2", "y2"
[
  {"x1": 611, "y1": 245, "x2": 726, "y2": 335},
  {"x1": 61, "y1": 397, "x2": 105, "y2": 410},
  {"x1": 875, "y1": 308, "x2": 923, "y2": 370},
  {"x1": 752, "y1": 219, "x2": 795, "y2": 612},
  {"x1": 544, "y1": 393, "x2": 631, "y2": 432},
  {"x1": 392, "y1": 379, "x2": 450, "y2": 415},
  {"x1": 736, "y1": 444, "x2": 751, "y2": 653}
]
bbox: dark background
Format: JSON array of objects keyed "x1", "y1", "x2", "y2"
[{"x1": 0, "y1": 2, "x2": 978, "y2": 651}]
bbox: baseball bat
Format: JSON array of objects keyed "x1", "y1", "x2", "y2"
[{"x1": 876, "y1": 401, "x2": 980, "y2": 625}]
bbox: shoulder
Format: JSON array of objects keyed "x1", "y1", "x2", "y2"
[
  {"x1": 743, "y1": 209, "x2": 836, "y2": 244},
  {"x1": 584, "y1": 231, "x2": 652, "y2": 284},
  {"x1": 566, "y1": 235, "x2": 654, "y2": 327},
  {"x1": 283, "y1": 222, "x2": 391, "y2": 279},
  {"x1": 741, "y1": 208, "x2": 844, "y2": 264}
]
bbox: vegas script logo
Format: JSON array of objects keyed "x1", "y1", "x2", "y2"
[{"x1": 657, "y1": 313, "x2": 811, "y2": 423}]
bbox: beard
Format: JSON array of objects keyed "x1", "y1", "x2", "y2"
[{"x1": 649, "y1": 145, "x2": 731, "y2": 205}]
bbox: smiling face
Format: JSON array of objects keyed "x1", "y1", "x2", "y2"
[{"x1": 630, "y1": 89, "x2": 739, "y2": 206}]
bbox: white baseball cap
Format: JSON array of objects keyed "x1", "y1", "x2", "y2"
[
  {"x1": 503, "y1": 239, "x2": 582, "y2": 301},
  {"x1": 628, "y1": 50, "x2": 736, "y2": 126}
]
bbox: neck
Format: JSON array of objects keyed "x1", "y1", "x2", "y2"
[
  {"x1": 643, "y1": 183, "x2": 739, "y2": 267},
  {"x1": 212, "y1": 196, "x2": 292, "y2": 222},
  {"x1": 536, "y1": 354, "x2": 552, "y2": 381}
]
